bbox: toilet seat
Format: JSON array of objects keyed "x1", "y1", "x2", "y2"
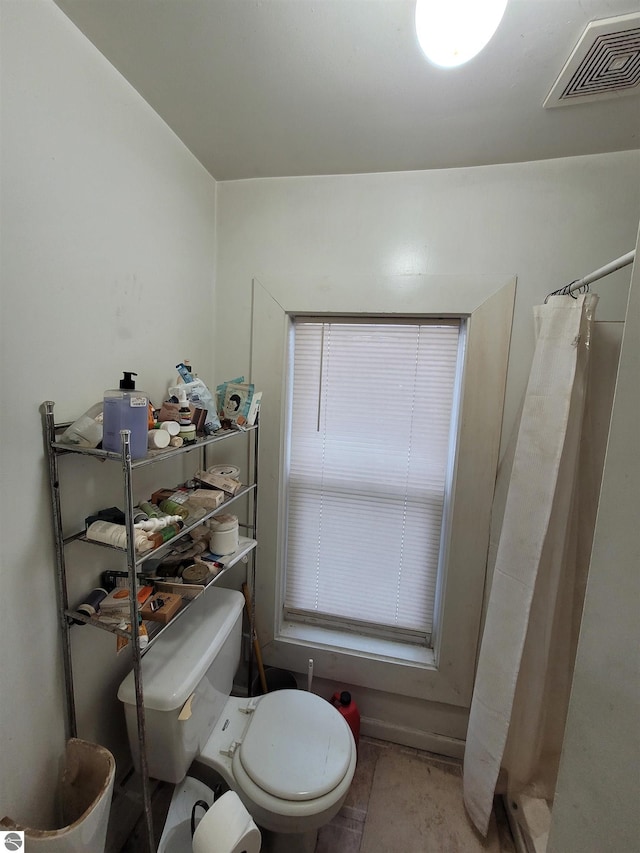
[
  {"x1": 237, "y1": 690, "x2": 352, "y2": 800},
  {"x1": 197, "y1": 690, "x2": 357, "y2": 833}
]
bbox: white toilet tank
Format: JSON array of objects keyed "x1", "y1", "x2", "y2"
[{"x1": 117, "y1": 587, "x2": 245, "y2": 783}]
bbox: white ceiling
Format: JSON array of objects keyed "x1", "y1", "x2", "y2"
[{"x1": 54, "y1": 0, "x2": 640, "y2": 181}]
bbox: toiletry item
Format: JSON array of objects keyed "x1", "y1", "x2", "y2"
[
  {"x1": 102, "y1": 372, "x2": 149, "y2": 459},
  {"x1": 75, "y1": 587, "x2": 108, "y2": 622},
  {"x1": 86, "y1": 520, "x2": 154, "y2": 553},
  {"x1": 135, "y1": 514, "x2": 183, "y2": 533},
  {"x1": 178, "y1": 423, "x2": 196, "y2": 444},
  {"x1": 195, "y1": 470, "x2": 242, "y2": 495},
  {"x1": 99, "y1": 585, "x2": 153, "y2": 617},
  {"x1": 140, "y1": 591, "x2": 182, "y2": 624},
  {"x1": 101, "y1": 570, "x2": 149, "y2": 592},
  {"x1": 139, "y1": 501, "x2": 162, "y2": 518},
  {"x1": 208, "y1": 514, "x2": 239, "y2": 556},
  {"x1": 158, "y1": 496, "x2": 190, "y2": 519},
  {"x1": 177, "y1": 387, "x2": 192, "y2": 425},
  {"x1": 58, "y1": 402, "x2": 104, "y2": 448},
  {"x1": 176, "y1": 362, "x2": 195, "y2": 384},
  {"x1": 117, "y1": 616, "x2": 149, "y2": 653},
  {"x1": 181, "y1": 562, "x2": 212, "y2": 584},
  {"x1": 169, "y1": 436, "x2": 184, "y2": 448},
  {"x1": 148, "y1": 523, "x2": 182, "y2": 548},
  {"x1": 168, "y1": 377, "x2": 221, "y2": 433},
  {"x1": 186, "y1": 488, "x2": 225, "y2": 510},
  {"x1": 155, "y1": 420, "x2": 181, "y2": 436},
  {"x1": 207, "y1": 464, "x2": 241, "y2": 479},
  {"x1": 148, "y1": 429, "x2": 170, "y2": 450}
]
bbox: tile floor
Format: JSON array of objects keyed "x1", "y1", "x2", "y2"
[
  {"x1": 113, "y1": 737, "x2": 516, "y2": 852},
  {"x1": 316, "y1": 737, "x2": 515, "y2": 852}
]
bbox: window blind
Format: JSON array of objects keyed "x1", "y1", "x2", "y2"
[{"x1": 284, "y1": 319, "x2": 461, "y2": 639}]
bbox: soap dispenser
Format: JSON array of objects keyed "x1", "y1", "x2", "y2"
[{"x1": 102, "y1": 371, "x2": 149, "y2": 459}]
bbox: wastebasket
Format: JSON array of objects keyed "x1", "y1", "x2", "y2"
[
  {"x1": 252, "y1": 666, "x2": 298, "y2": 695},
  {"x1": 1, "y1": 738, "x2": 115, "y2": 853}
]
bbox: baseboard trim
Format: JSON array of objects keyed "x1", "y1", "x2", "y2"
[{"x1": 361, "y1": 716, "x2": 466, "y2": 760}]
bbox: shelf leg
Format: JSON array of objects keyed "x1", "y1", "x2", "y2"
[
  {"x1": 43, "y1": 401, "x2": 77, "y2": 740},
  {"x1": 121, "y1": 429, "x2": 155, "y2": 853}
]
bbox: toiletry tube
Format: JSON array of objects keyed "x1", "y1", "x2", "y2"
[
  {"x1": 148, "y1": 429, "x2": 170, "y2": 449},
  {"x1": 86, "y1": 520, "x2": 154, "y2": 553},
  {"x1": 192, "y1": 791, "x2": 261, "y2": 853}
]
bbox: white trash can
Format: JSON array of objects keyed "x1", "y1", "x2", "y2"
[{"x1": 1, "y1": 739, "x2": 115, "y2": 853}]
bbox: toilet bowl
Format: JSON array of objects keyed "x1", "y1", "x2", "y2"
[
  {"x1": 118, "y1": 588, "x2": 357, "y2": 851},
  {"x1": 196, "y1": 689, "x2": 356, "y2": 834}
]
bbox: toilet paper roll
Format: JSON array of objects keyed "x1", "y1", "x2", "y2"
[{"x1": 192, "y1": 791, "x2": 261, "y2": 853}]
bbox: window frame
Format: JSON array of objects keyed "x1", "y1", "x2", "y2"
[
  {"x1": 282, "y1": 315, "x2": 467, "y2": 646},
  {"x1": 249, "y1": 273, "x2": 515, "y2": 709}
]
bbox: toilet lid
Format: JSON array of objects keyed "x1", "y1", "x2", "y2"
[{"x1": 238, "y1": 690, "x2": 352, "y2": 801}]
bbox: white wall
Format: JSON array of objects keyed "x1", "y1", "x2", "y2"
[
  {"x1": 548, "y1": 228, "x2": 640, "y2": 852},
  {"x1": 2, "y1": 0, "x2": 639, "y2": 825},
  {"x1": 0, "y1": 0, "x2": 217, "y2": 827},
  {"x1": 215, "y1": 152, "x2": 640, "y2": 747}
]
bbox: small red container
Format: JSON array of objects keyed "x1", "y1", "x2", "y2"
[{"x1": 330, "y1": 691, "x2": 360, "y2": 751}]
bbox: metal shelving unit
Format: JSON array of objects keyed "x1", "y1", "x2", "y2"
[{"x1": 42, "y1": 401, "x2": 259, "y2": 853}]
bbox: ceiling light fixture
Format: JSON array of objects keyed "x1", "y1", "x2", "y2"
[{"x1": 415, "y1": 0, "x2": 509, "y2": 68}]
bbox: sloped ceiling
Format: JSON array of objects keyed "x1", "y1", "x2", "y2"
[{"x1": 54, "y1": 0, "x2": 640, "y2": 180}]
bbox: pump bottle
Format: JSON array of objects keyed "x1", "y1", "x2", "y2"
[{"x1": 102, "y1": 372, "x2": 149, "y2": 459}]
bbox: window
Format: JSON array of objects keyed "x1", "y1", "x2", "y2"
[
  {"x1": 284, "y1": 318, "x2": 464, "y2": 647},
  {"x1": 249, "y1": 274, "x2": 515, "y2": 709}
]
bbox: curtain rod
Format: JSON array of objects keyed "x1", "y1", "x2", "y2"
[{"x1": 546, "y1": 249, "x2": 636, "y2": 302}]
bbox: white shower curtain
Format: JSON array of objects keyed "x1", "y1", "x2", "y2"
[{"x1": 463, "y1": 293, "x2": 599, "y2": 836}]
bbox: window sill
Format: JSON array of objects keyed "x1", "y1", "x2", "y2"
[{"x1": 277, "y1": 620, "x2": 436, "y2": 668}]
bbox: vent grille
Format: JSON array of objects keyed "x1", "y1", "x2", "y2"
[{"x1": 545, "y1": 13, "x2": 640, "y2": 108}]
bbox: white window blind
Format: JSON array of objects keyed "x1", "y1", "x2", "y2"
[{"x1": 284, "y1": 319, "x2": 462, "y2": 641}]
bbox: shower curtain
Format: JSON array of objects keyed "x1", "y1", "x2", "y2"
[{"x1": 463, "y1": 293, "x2": 599, "y2": 836}]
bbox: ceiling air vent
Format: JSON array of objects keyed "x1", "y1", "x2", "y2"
[{"x1": 544, "y1": 12, "x2": 640, "y2": 108}]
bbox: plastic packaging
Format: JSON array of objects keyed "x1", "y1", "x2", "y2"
[
  {"x1": 58, "y1": 402, "x2": 104, "y2": 448},
  {"x1": 102, "y1": 372, "x2": 149, "y2": 459},
  {"x1": 330, "y1": 691, "x2": 360, "y2": 750},
  {"x1": 168, "y1": 378, "x2": 221, "y2": 433}
]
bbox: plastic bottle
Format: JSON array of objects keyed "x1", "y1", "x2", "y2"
[
  {"x1": 330, "y1": 691, "x2": 360, "y2": 750},
  {"x1": 102, "y1": 372, "x2": 149, "y2": 459}
]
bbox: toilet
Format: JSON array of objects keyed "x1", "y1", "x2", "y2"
[{"x1": 117, "y1": 588, "x2": 357, "y2": 853}]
